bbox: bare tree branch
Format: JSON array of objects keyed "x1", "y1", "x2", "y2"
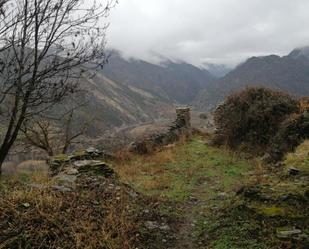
[
  {"x1": 21, "y1": 104, "x2": 91, "y2": 156},
  {"x1": 0, "y1": 0, "x2": 116, "y2": 173}
]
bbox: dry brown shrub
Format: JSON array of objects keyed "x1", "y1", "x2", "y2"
[
  {"x1": 213, "y1": 87, "x2": 299, "y2": 151},
  {"x1": 113, "y1": 148, "x2": 134, "y2": 162},
  {"x1": 270, "y1": 112, "x2": 309, "y2": 161},
  {"x1": 299, "y1": 96, "x2": 309, "y2": 112},
  {"x1": 143, "y1": 148, "x2": 175, "y2": 166}
]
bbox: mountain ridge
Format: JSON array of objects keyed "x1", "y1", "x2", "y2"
[
  {"x1": 102, "y1": 50, "x2": 215, "y2": 104},
  {"x1": 72, "y1": 51, "x2": 217, "y2": 136},
  {"x1": 193, "y1": 47, "x2": 309, "y2": 111}
]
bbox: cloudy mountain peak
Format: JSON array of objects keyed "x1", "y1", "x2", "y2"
[
  {"x1": 193, "y1": 47, "x2": 309, "y2": 111},
  {"x1": 288, "y1": 46, "x2": 309, "y2": 60}
]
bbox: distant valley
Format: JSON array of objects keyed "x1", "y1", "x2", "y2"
[
  {"x1": 102, "y1": 51, "x2": 215, "y2": 104},
  {"x1": 77, "y1": 47, "x2": 309, "y2": 135},
  {"x1": 77, "y1": 50, "x2": 215, "y2": 135}
]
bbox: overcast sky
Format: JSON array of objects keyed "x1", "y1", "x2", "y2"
[{"x1": 106, "y1": 0, "x2": 309, "y2": 67}]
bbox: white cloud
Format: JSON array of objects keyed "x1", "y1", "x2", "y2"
[{"x1": 106, "y1": 0, "x2": 309, "y2": 66}]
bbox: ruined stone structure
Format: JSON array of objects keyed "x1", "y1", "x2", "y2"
[
  {"x1": 130, "y1": 107, "x2": 191, "y2": 154},
  {"x1": 173, "y1": 107, "x2": 190, "y2": 129},
  {"x1": 49, "y1": 147, "x2": 114, "y2": 176}
]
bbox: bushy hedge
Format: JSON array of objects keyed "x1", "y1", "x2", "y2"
[
  {"x1": 270, "y1": 113, "x2": 309, "y2": 161},
  {"x1": 213, "y1": 87, "x2": 308, "y2": 161},
  {"x1": 214, "y1": 87, "x2": 299, "y2": 148}
]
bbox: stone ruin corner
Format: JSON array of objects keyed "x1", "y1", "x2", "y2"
[{"x1": 130, "y1": 107, "x2": 192, "y2": 154}]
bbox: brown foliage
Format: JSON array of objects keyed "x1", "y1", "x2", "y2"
[
  {"x1": 270, "y1": 113, "x2": 309, "y2": 161},
  {"x1": 299, "y1": 96, "x2": 309, "y2": 112},
  {"x1": 0, "y1": 176, "x2": 140, "y2": 249},
  {"x1": 213, "y1": 87, "x2": 299, "y2": 148},
  {"x1": 213, "y1": 87, "x2": 308, "y2": 161}
]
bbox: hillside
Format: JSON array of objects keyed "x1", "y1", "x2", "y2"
[
  {"x1": 194, "y1": 47, "x2": 309, "y2": 111},
  {"x1": 75, "y1": 70, "x2": 175, "y2": 136},
  {"x1": 102, "y1": 51, "x2": 215, "y2": 104},
  {"x1": 63, "y1": 51, "x2": 216, "y2": 136},
  {"x1": 1, "y1": 136, "x2": 308, "y2": 248}
]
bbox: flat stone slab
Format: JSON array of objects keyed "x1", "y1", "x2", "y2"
[
  {"x1": 73, "y1": 160, "x2": 105, "y2": 168},
  {"x1": 276, "y1": 227, "x2": 302, "y2": 238}
]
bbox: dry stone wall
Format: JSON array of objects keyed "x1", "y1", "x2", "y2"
[{"x1": 130, "y1": 107, "x2": 191, "y2": 154}]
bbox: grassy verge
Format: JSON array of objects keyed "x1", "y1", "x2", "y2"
[
  {"x1": 115, "y1": 137, "x2": 309, "y2": 249},
  {"x1": 115, "y1": 137, "x2": 254, "y2": 202},
  {"x1": 193, "y1": 140, "x2": 309, "y2": 249}
]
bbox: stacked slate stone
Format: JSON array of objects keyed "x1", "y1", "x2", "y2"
[
  {"x1": 130, "y1": 108, "x2": 191, "y2": 154},
  {"x1": 175, "y1": 107, "x2": 191, "y2": 129},
  {"x1": 49, "y1": 147, "x2": 114, "y2": 176}
]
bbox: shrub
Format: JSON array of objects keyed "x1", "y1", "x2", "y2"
[
  {"x1": 299, "y1": 96, "x2": 309, "y2": 112},
  {"x1": 213, "y1": 87, "x2": 299, "y2": 153},
  {"x1": 270, "y1": 113, "x2": 309, "y2": 161}
]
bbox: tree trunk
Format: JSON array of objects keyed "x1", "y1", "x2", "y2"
[
  {"x1": 0, "y1": 144, "x2": 11, "y2": 176},
  {"x1": 62, "y1": 143, "x2": 69, "y2": 155},
  {"x1": 47, "y1": 149, "x2": 54, "y2": 157},
  {"x1": 0, "y1": 114, "x2": 25, "y2": 176}
]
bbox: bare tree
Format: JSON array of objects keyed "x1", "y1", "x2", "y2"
[
  {"x1": 0, "y1": 0, "x2": 116, "y2": 174},
  {"x1": 21, "y1": 105, "x2": 90, "y2": 156}
]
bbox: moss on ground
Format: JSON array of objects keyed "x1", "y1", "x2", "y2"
[
  {"x1": 115, "y1": 137, "x2": 309, "y2": 249},
  {"x1": 192, "y1": 138, "x2": 309, "y2": 249}
]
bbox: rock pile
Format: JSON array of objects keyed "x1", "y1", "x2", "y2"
[
  {"x1": 49, "y1": 147, "x2": 113, "y2": 175},
  {"x1": 48, "y1": 147, "x2": 114, "y2": 190},
  {"x1": 130, "y1": 107, "x2": 191, "y2": 154}
]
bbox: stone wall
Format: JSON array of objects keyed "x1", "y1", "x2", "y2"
[{"x1": 130, "y1": 107, "x2": 191, "y2": 154}]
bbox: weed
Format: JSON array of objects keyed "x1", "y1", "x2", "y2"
[{"x1": 0, "y1": 175, "x2": 141, "y2": 249}]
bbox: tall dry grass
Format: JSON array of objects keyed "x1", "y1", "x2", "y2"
[
  {"x1": 0, "y1": 176, "x2": 140, "y2": 249},
  {"x1": 114, "y1": 144, "x2": 178, "y2": 195}
]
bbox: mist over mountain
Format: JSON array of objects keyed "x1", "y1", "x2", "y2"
[
  {"x1": 68, "y1": 46, "x2": 309, "y2": 134},
  {"x1": 288, "y1": 46, "x2": 309, "y2": 60},
  {"x1": 58, "y1": 44, "x2": 309, "y2": 135},
  {"x1": 71, "y1": 51, "x2": 218, "y2": 135},
  {"x1": 194, "y1": 47, "x2": 309, "y2": 111},
  {"x1": 102, "y1": 51, "x2": 215, "y2": 104},
  {"x1": 202, "y1": 63, "x2": 233, "y2": 78}
]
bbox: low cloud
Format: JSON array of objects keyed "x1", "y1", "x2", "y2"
[{"x1": 107, "y1": 0, "x2": 309, "y2": 66}]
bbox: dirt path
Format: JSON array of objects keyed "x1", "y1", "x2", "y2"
[
  {"x1": 115, "y1": 137, "x2": 255, "y2": 248},
  {"x1": 174, "y1": 182, "x2": 211, "y2": 249},
  {"x1": 173, "y1": 177, "x2": 236, "y2": 249},
  {"x1": 175, "y1": 200, "x2": 198, "y2": 249}
]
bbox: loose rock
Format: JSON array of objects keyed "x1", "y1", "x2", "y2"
[
  {"x1": 276, "y1": 228, "x2": 302, "y2": 238},
  {"x1": 288, "y1": 167, "x2": 300, "y2": 175}
]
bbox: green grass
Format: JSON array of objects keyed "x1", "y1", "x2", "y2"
[
  {"x1": 116, "y1": 137, "x2": 254, "y2": 202},
  {"x1": 115, "y1": 137, "x2": 309, "y2": 248},
  {"x1": 194, "y1": 206, "x2": 270, "y2": 249}
]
